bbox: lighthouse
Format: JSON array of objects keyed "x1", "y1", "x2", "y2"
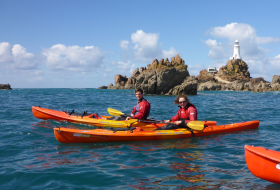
[{"x1": 230, "y1": 40, "x2": 242, "y2": 60}]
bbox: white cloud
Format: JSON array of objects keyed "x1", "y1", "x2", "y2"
[
  {"x1": 0, "y1": 42, "x2": 41, "y2": 70},
  {"x1": 120, "y1": 40, "x2": 130, "y2": 50},
  {"x1": 162, "y1": 47, "x2": 179, "y2": 59},
  {"x1": 0, "y1": 42, "x2": 112, "y2": 88},
  {"x1": 0, "y1": 42, "x2": 13, "y2": 63},
  {"x1": 120, "y1": 30, "x2": 180, "y2": 63},
  {"x1": 203, "y1": 23, "x2": 280, "y2": 81},
  {"x1": 202, "y1": 39, "x2": 227, "y2": 59},
  {"x1": 210, "y1": 23, "x2": 257, "y2": 40},
  {"x1": 256, "y1": 37, "x2": 280, "y2": 44},
  {"x1": 0, "y1": 42, "x2": 124, "y2": 87},
  {"x1": 206, "y1": 23, "x2": 279, "y2": 59},
  {"x1": 42, "y1": 44, "x2": 106, "y2": 72},
  {"x1": 270, "y1": 55, "x2": 280, "y2": 68},
  {"x1": 204, "y1": 39, "x2": 218, "y2": 46},
  {"x1": 207, "y1": 48, "x2": 228, "y2": 59},
  {"x1": 112, "y1": 60, "x2": 136, "y2": 74},
  {"x1": 131, "y1": 30, "x2": 159, "y2": 48}
]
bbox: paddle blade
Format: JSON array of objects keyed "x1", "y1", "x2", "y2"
[
  {"x1": 187, "y1": 121, "x2": 204, "y2": 131},
  {"x1": 107, "y1": 108, "x2": 125, "y2": 116}
]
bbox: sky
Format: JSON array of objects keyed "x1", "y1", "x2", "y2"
[{"x1": 1, "y1": 0, "x2": 280, "y2": 88}]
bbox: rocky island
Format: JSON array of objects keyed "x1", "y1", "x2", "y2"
[
  {"x1": 197, "y1": 59, "x2": 280, "y2": 92},
  {"x1": 107, "y1": 54, "x2": 197, "y2": 95},
  {"x1": 0, "y1": 84, "x2": 12, "y2": 90},
  {"x1": 101, "y1": 55, "x2": 280, "y2": 95}
]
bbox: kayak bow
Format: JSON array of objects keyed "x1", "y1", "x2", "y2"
[{"x1": 245, "y1": 145, "x2": 280, "y2": 185}]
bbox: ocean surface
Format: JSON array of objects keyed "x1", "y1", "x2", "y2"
[{"x1": 1, "y1": 88, "x2": 280, "y2": 189}]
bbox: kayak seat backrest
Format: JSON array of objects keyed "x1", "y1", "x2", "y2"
[
  {"x1": 64, "y1": 109, "x2": 75, "y2": 115},
  {"x1": 92, "y1": 113, "x2": 101, "y2": 119}
]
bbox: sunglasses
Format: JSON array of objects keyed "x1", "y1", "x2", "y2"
[{"x1": 179, "y1": 101, "x2": 186, "y2": 104}]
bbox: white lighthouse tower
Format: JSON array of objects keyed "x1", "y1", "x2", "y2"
[{"x1": 230, "y1": 40, "x2": 242, "y2": 60}]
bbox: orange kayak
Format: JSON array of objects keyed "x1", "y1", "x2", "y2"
[
  {"x1": 54, "y1": 120, "x2": 259, "y2": 143},
  {"x1": 32, "y1": 106, "x2": 217, "y2": 129},
  {"x1": 245, "y1": 145, "x2": 280, "y2": 185}
]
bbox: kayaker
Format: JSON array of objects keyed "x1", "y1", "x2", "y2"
[
  {"x1": 126, "y1": 88, "x2": 151, "y2": 120},
  {"x1": 165, "y1": 94, "x2": 197, "y2": 126}
]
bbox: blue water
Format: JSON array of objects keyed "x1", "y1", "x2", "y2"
[{"x1": 1, "y1": 89, "x2": 280, "y2": 189}]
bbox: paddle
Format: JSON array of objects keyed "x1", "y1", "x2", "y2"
[
  {"x1": 108, "y1": 108, "x2": 161, "y2": 122},
  {"x1": 107, "y1": 108, "x2": 138, "y2": 123},
  {"x1": 186, "y1": 121, "x2": 204, "y2": 131},
  {"x1": 107, "y1": 108, "x2": 204, "y2": 130},
  {"x1": 107, "y1": 108, "x2": 130, "y2": 117},
  {"x1": 140, "y1": 119, "x2": 204, "y2": 130},
  {"x1": 138, "y1": 120, "x2": 165, "y2": 123}
]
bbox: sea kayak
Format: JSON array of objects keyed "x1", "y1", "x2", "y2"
[
  {"x1": 245, "y1": 145, "x2": 280, "y2": 185},
  {"x1": 32, "y1": 106, "x2": 217, "y2": 129},
  {"x1": 53, "y1": 120, "x2": 259, "y2": 143}
]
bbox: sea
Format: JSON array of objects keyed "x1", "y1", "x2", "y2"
[{"x1": 1, "y1": 88, "x2": 280, "y2": 190}]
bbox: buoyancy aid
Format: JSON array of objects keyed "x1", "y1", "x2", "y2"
[
  {"x1": 131, "y1": 98, "x2": 151, "y2": 120},
  {"x1": 171, "y1": 103, "x2": 197, "y2": 123}
]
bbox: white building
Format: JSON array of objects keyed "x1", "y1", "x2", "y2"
[
  {"x1": 208, "y1": 67, "x2": 217, "y2": 75},
  {"x1": 230, "y1": 40, "x2": 242, "y2": 60}
]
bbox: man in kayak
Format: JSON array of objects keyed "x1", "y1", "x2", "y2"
[
  {"x1": 126, "y1": 88, "x2": 151, "y2": 120},
  {"x1": 165, "y1": 94, "x2": 197, "y2": 126}
]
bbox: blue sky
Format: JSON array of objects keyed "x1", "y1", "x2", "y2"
[{"x1": 1, "y1": 0, "x2": 280, "y2": 88}]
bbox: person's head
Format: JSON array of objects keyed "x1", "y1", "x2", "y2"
[
  {"x1": 174, "y1": 94, "x2": 190, "y2": 108},
  {"x1": 135, "y1": 88, "x2": 143, "y2": 100}
]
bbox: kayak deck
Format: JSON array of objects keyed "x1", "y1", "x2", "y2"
[
  {"x1": 54, "y1": 120, "x2": 259, "y2": 143},
  {"x1": 245, "y1": 145, "x2": 280, "y2": 185}
]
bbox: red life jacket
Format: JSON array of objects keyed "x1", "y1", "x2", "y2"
[
  {"x1": 171, "y1": 103, "x2": 197, "y2": 122},
  {"x1": 131, "y1": 98, "x2": 151, "y2": 120}
]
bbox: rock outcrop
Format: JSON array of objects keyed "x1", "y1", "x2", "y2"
[
  {"x1": 196, "y1": 69, "x2": 220, "y2": 91},
  {"x1": 271, "y1": 75, "x2": 280, "y2": 91},
  {"x1": 108, "y1": 54, "x2": 197, "y2": 95},
  {"x1": 98, "y1": 86, "x2": 108, "y2": 89},
  {"x1": 107, "y1": 83, "x2": 114, "y2": 89},
  {"x1": 166, "y1": 76, "x2": 198, "y2": 95},
  {"x1": 198, "y1": 81, "x2": 221, "y2": 91},
  {"x1": 196, "y1": 69, "x2": 216, "y2": 83},
  {"x1": 112, "y1": 74, "x2": 128, "y2": 89},
  {"x1": 0, "y1": 84, "x2": 12, "y2": 90},
  {"x1": 217, "y1": 59, "x2": 250, "y2": 82},
  {"x1": 107, "y1": 54, "x2": 280, "y2": 93},
  {"x1": 196, "y1": 59, "x2": 279, "y2": 92}
]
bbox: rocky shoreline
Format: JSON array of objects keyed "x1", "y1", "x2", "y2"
[
  {"x1": 0, "y1": 84, "x2": 12, "y2": 90},
  {"x1": 100, "y1": 55, "x2": 280, "y2": 95}
]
